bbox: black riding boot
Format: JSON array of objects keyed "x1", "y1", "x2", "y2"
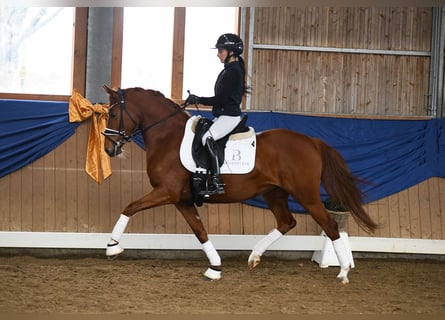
[{"x1": 205, "y1": 137, "x2": 225, "y2": 194}]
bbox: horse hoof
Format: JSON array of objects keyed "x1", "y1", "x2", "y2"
[
  {"x1": 336, "y1": 268, "x2": 350, "y2": 285},
  {"x1": 203, "y1": 267, "x2": 222, "y2": 281},
  {"x1": 106, "y1": 240, "x2": 124, "y2": 257},
  {"x1": 337, "y1": 276, "x2": 349, "y2": 285},
  {"x1": 247, "y1": 253, "x2": 261, "y2": 270}
]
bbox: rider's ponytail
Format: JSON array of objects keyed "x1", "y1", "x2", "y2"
[{"x1": 238, "y1": 56, "x2": 251, "y2": 95}]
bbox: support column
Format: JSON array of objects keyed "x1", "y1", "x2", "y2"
[
  {"x1": 429, "y1": 7, "x2": 445, "y2": 118},
  {"x1": 85, "y1": 7, "x2": 114, "y2": 103}
]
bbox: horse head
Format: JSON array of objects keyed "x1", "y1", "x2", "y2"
[
  {"x1": 103, "y1": 85, "x2": 189, "y2": 157},
  {"x1": 102, "y1": 85, "x2": 141, "y2": 157}
]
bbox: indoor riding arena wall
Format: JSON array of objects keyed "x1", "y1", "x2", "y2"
[
  {"x1": 0, "y1": 119, "x2": 443, "y2": 242},
  {"x1": 0, "y1": 6, "x2": 444, "y2": 252}
]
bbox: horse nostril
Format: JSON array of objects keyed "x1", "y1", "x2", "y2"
[{"x1": 105, "y1": 148, "x2": 115, "y2": 157}]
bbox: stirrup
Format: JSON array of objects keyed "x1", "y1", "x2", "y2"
[
  {"x1": 198, "y1": 186, "x2": 224, "y2": 198},
  {"x1": 197, "y1": 177, "x2": 225, "y2": 198},
  {"x1": 210, "y1": 177, "x2": 225, "y2": 194},
  {"x1": 213, "y1": 181, "x2": 225, "y2": 194}
]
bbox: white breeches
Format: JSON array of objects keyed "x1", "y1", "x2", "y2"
[{"x1": 201, "y1": 115, "x2": 241, "y2": 145}]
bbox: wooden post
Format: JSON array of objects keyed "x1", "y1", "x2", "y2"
[{"x1": 171, "y1": 7, "x2": 186, "y2": 101}]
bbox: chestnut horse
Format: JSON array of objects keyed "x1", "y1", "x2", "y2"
[{"x1": 102, "y1": 86, "x2": 377, "y2": 284}]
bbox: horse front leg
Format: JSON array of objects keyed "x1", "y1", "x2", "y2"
[
  {"x1": 248, "y1": 188, "x2": 296, "y2": 269},
  {"x1": 176, "y1": 201, "x2": 222, "y2": 281},
  {"x1": 106, "y1": 186, "x2": 172, "y2": 258}
]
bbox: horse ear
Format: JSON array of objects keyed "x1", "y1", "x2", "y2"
[{"x1": 103, "y1": 85, "x2": 117, "y2": 96}]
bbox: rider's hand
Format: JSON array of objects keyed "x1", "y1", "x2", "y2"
[{"x1": 186, "y1": 94, "x2": 200, "y2": 105}]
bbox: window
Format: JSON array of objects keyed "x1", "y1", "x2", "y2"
[
  {"x1": 0, "y1": 8, "x2": 74, "y2": 95},
  {"x1": 120, "y1": 7, "x2": 238, "y2": 99},
  {"x1": 121, "y1": 8, "x2": 174, "y2": 97},
  {"x1": 0, "y1": 7, "x2": 238, "y2": 100},
  {"x1": 183, "y1": 7, "x2": 238, "y2": 99}
]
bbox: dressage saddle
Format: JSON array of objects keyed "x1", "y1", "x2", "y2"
[{"x1": 190, "y1": 115, "x2": 249, "y2": 205}]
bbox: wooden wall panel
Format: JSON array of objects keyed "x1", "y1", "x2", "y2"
[
  {"x1": 0, "y1": 174, "x2": 9, "y2": 230},
  {"x1": 53, "y1": 141, "x2": 66, "y2": 231},
  {"x1": 388, "y1": 193, "x2": 401, "y2": 238},
  {"x1": 397, "y1": 188, "x2": 412, "y2": 238},
  {"x1": 11, "y1": 170, "x2": 23, "y2": 231},
  {"x1": 250, "y1": 7, "x2": 432, "y2": 116},
  {"x1": 440, "y1": 178, "x2": 445, "y2": 239},
  {"x1": 250, "y1": 50, "x2": 430, "y2": 115},
  {"x1": 429, "y1": 178, "x2": 443, "y2": 239},
  {"x1": 254, "y1": 7, "x2": 432, "y2": 51},
  {"x1": 65, "y1": 131, "x2": 78, "y2": 232},
  {"x1": 32, "y1": 157, "x2": 45, "y2": 231},
  {"x1": 21, "y1": 164, "x2": 33, "y2": 231},
  {"x1": 43, "y1": 152, "x2": 56, "y2": 231}
]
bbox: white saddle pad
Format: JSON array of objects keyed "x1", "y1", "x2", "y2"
[{"x1": 179, "y1": 116, "x2": 256, "y2": 174}]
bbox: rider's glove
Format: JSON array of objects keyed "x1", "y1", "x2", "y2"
[{"x1": 186, "y1": 94, "x2": 201, "y2": 105}]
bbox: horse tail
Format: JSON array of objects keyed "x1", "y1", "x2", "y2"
[{"x1": 316, "y1": 139, "x2": 378, "y2": 234}]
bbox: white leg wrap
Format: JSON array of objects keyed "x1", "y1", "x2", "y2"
[
  {"x1": 203, "y1": 267, "x2": 222, "y2": 281},
  {"x1": 202, "y1": 240, "x2": 221, "y2": 266},
  {"x1": 106, "y1": 214, "x2": 130, "y2": 257},
  {"x1": 252, "y1": 228, "x2": 283, "y2": 256},
  {"x1": 332, "y1": 238, "x2": 350, "y2": 270},
  {"x1": 111, "y1": 214, "x2": 130, "y2": 242}
]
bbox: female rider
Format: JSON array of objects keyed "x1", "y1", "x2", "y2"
[{"x1": 186, "y1": 33, "x2": 249, "y2": 195}]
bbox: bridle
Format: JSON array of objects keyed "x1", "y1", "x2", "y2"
[
  {"x1": 102, "y1": 89, "x2": 137, "y2": 155},
  {"x1": 102, "y1": 88, "x2": 187, "y2": 155}
]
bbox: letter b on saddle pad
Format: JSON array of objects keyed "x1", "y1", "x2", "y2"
[{"x1": 179, "y1": 115, "x2": 256, "y2": 174}]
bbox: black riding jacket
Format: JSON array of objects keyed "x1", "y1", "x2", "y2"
[{"x1": 199, "y1": 61, "x2": 243, "y2": 117}]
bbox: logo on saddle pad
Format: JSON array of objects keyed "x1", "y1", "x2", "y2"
[{"x1": 179, "y1": 116, "x2": 256, "y2": 174}]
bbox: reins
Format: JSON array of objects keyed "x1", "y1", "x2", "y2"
[{"x1": 138, "y1": 104, "x2": 186, "y2": 136}]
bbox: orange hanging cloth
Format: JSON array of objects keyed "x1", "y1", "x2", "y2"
[{"x1": 68, "y1": 89, "x2": 111, "y2": 183}]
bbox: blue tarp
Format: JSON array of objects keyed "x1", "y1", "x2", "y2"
[
  {"x1": 0, "y1": 99, "x2": 79, "y2": 178},
  {"x1": 1, "y1": 99, "x2": 444, "y2": 213},
  {"x1": 236, "y1": 112, "x2": 445, "y2": 212}
]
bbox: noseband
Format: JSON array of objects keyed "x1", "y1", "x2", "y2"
[{"x1": 102, "y1": 88, "x2": 187, "y2": 154}]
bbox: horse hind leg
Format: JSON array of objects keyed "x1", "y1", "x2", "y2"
[
  {"x1": 301, "y1": 198, "x2": 351, "y2": 285},
  {"x1": 248, "y1": 188, "x2": 296, "y2": 270}
]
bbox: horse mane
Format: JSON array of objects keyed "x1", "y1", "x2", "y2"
[
  {"x1": 131, "y1": 87, "x2": 165, "y2": 98},
  {"x1": 128, "y1": 87, "x2": 183, "y2": 108},
  {"x1": 125, "y1": 87, "x2": 191, "y2": 119}
]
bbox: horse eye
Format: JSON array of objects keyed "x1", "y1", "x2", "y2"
[{"x1": 109, "y1": 111, "x2": 117, "y2": 119}]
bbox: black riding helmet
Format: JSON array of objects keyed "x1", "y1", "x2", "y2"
[{"x1": 215, "y1": 33, "x2": 244, "y2": 56}]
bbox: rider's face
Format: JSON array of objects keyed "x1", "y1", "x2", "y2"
[{"x1": 217, "y1": 48, "x2": 228, "y2": 63}]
